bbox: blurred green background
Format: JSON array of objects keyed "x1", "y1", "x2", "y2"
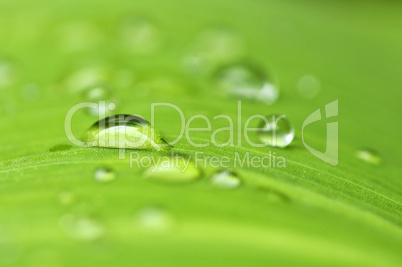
[{"x1": 0, "y1": 0, "x2": 401, "y2": 266}]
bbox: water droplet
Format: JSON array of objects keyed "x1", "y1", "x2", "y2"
[
  {"x1": 0, "y1": 60, "x2": 17, "y2": 87},
  {"x1": 143, "y1": 155, "x2": 200, "y2": 183},
  {"x1": 83, "y1": 114, "x2": 171, "y2": 151},
  {"x1": 59, "y1": 214, "x2": 104, "y2": 241},
  {"x1": 82, "y1": 83, "x2": 116, "y2": 116},
  {"x1": 257, "y1": 114, "x2": 294, "y2": 147},
  {"x1": 356, "y1": 149, "x2": 382, "y2": 166},
  {"x1": 211, "y1": 170, "x2": 241, "y2": 189},
  {"x1": 63, "y1": 63, "x2": 134, "y2": 92},
  {"x1": 182, "y1": 26, "x2": 245, "y2": 75},
  {"x1": 63, "y1": 64, "x2": 111, "y2": 92},
  {"x1": 135, "y1": 206, "x2": 174, "y2": 232},
  {"x1": 297, "y1": 75, "x2": 320, "y2": 98},
  {"x1": 94, "y1": 167, "x2": 116, "y2": 183},
  {"x1": 58, "y1": 190, "x2": 75, "y2": 205},
  {"x1": 121, "y1": 16, "x2": 162, "y2": 54},
  {"x1": 49, "y1": 144, "x2": 73, "y2": 152},
  {"x1": 214, "y1": 62, "x2": 279, "y2": 104},
  {"x1": 258, "y1": 187, "x2": 290, "y2": 203}
]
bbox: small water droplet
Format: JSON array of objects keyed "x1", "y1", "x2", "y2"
[
  {"x1": 63, "y1": 62, "x2": 134, "y2": 93},
  {"x1": 83, "y1": 83, "x2": 116, "y2": 116},
  {"x1": 356, "y1": 149, "x2": 382, "y2": 166},
  {"x1": 58, "y1": 190, "x2": 75, "y2": 205},
  {"x1": 59, "y1": 214, "x2": 104, "y2": 241},
  {"x1": 49, "y1": 144, "x2": 73, "y2": 152},
  {"x1": 94, "y1": 167, "x2": 116, "y2": 183},
  {"x1": 135, "y1": 206, "x2": 174, "y2": 232},
  {"x1": 257, "y1": 114, "x2": 294, "y2": 147},
  {"x1": 214, "y1": 62, "x2": 279, "y2": 104},
  {"x1": 121, "y1": 16, "x2": 162, "y2": 54},
  {"x1": 63, "y1": 64, "x2": 110, "y2": 92},
  {"x1": 297, "y1": 75, "x2": 320, "y2": 98},
  {"x1": 83, "y1": 114, "x2": 171, "y2": 151},
  {"x1": 262, "y1": 188, "x2": 290, "y2": 203},
  {"x1": 211, "y1": 170, "x2": 241, "y2": 189},
  {"x1": 0, "y1": 59, "x2": 17, "y2": 87},
  {"x1": 182, "y1": 26, "x2": 245, "y2": 75},
  {"x1": 143, "y1": 155, "x2": 200, "y2": 183}
]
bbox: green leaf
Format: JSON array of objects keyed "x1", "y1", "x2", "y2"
[{"x1": 0, "y1": 0, "x2": 401, "y2": 266}]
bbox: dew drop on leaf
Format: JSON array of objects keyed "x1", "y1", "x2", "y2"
[
  {"x1": 265, "y1": 189, "x2": 290, "y2": 203},
  {"x1": 63, "y1": 64, "x2": 111, "y2": 92},
  {"x1": 210, "y1": 170, "x2": 241, "y2": 189},
  {"x1": 182, "y1": 26, "x2": 245, "y2": 74},
  {"x1": 213, "y1": 61, "x2": 279, "y2": 104},
  {"x1": 94, "y1": 167, "x2": 116, "y2": 183},
  {"x1": 257, "y1": 114, "x2": 294, "y2": 148},
  {"x1": 49, "y1": 144, "x2": 73, "y2": 152},
  {"x1": 83, "y1": 114, "x2": 171, "y2": 151},
  {"x1": 297, "y1": 75, "x2": 321, "y2": 99},
  {"x1": 82, "y1": 83, "x2": 117, "y2": 116},
  {"x1": 143, "y1": 155, "x2": 200, "y2": 183},
  {"x1": 356, "y1": 149, "x2": 382, "y2": 166},
  {"x1": 59, "y1": 214, "x2": 104, "y2": 241},
  {"x1": 120, "y1": 16, "x2": 162, "y2": 55},
  {"x1": 134, "y1": 206, "x2": 174, "y2": 232}
]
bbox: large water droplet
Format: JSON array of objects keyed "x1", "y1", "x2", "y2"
[
  {"x1": 257, "y1": 114, "x2": 294, "y2": 147},
  {"x1": 297, "y1": 75, "x2": 320, "y2": 98},
  {"x1": 211, "y1": 170, "x2": 241, "y2": 189},
  {"x1": 214, "y1": 62, "x2": 279, "y2": 104},
  {"x1": 59, "y1": 214, "x2": 104, "y2": 241},
  {"x1": 83, "y1": 114, "x2": 170, "y2": 151},
  {"x1": 356, "y1": 149, "x2": 382, "y2": 166},
  {"x1": 143, "y1": 155, "x2": 200, "y2": 183},
  {"x1": 121, "y1": 16, "x2": 162, "y2": 54},
  {"x1": 94, "y1": 167, "x2": 116, "y2": 183},
  {"x1": 135, "y1": 206, "x2": 174, "y2": 232}
]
